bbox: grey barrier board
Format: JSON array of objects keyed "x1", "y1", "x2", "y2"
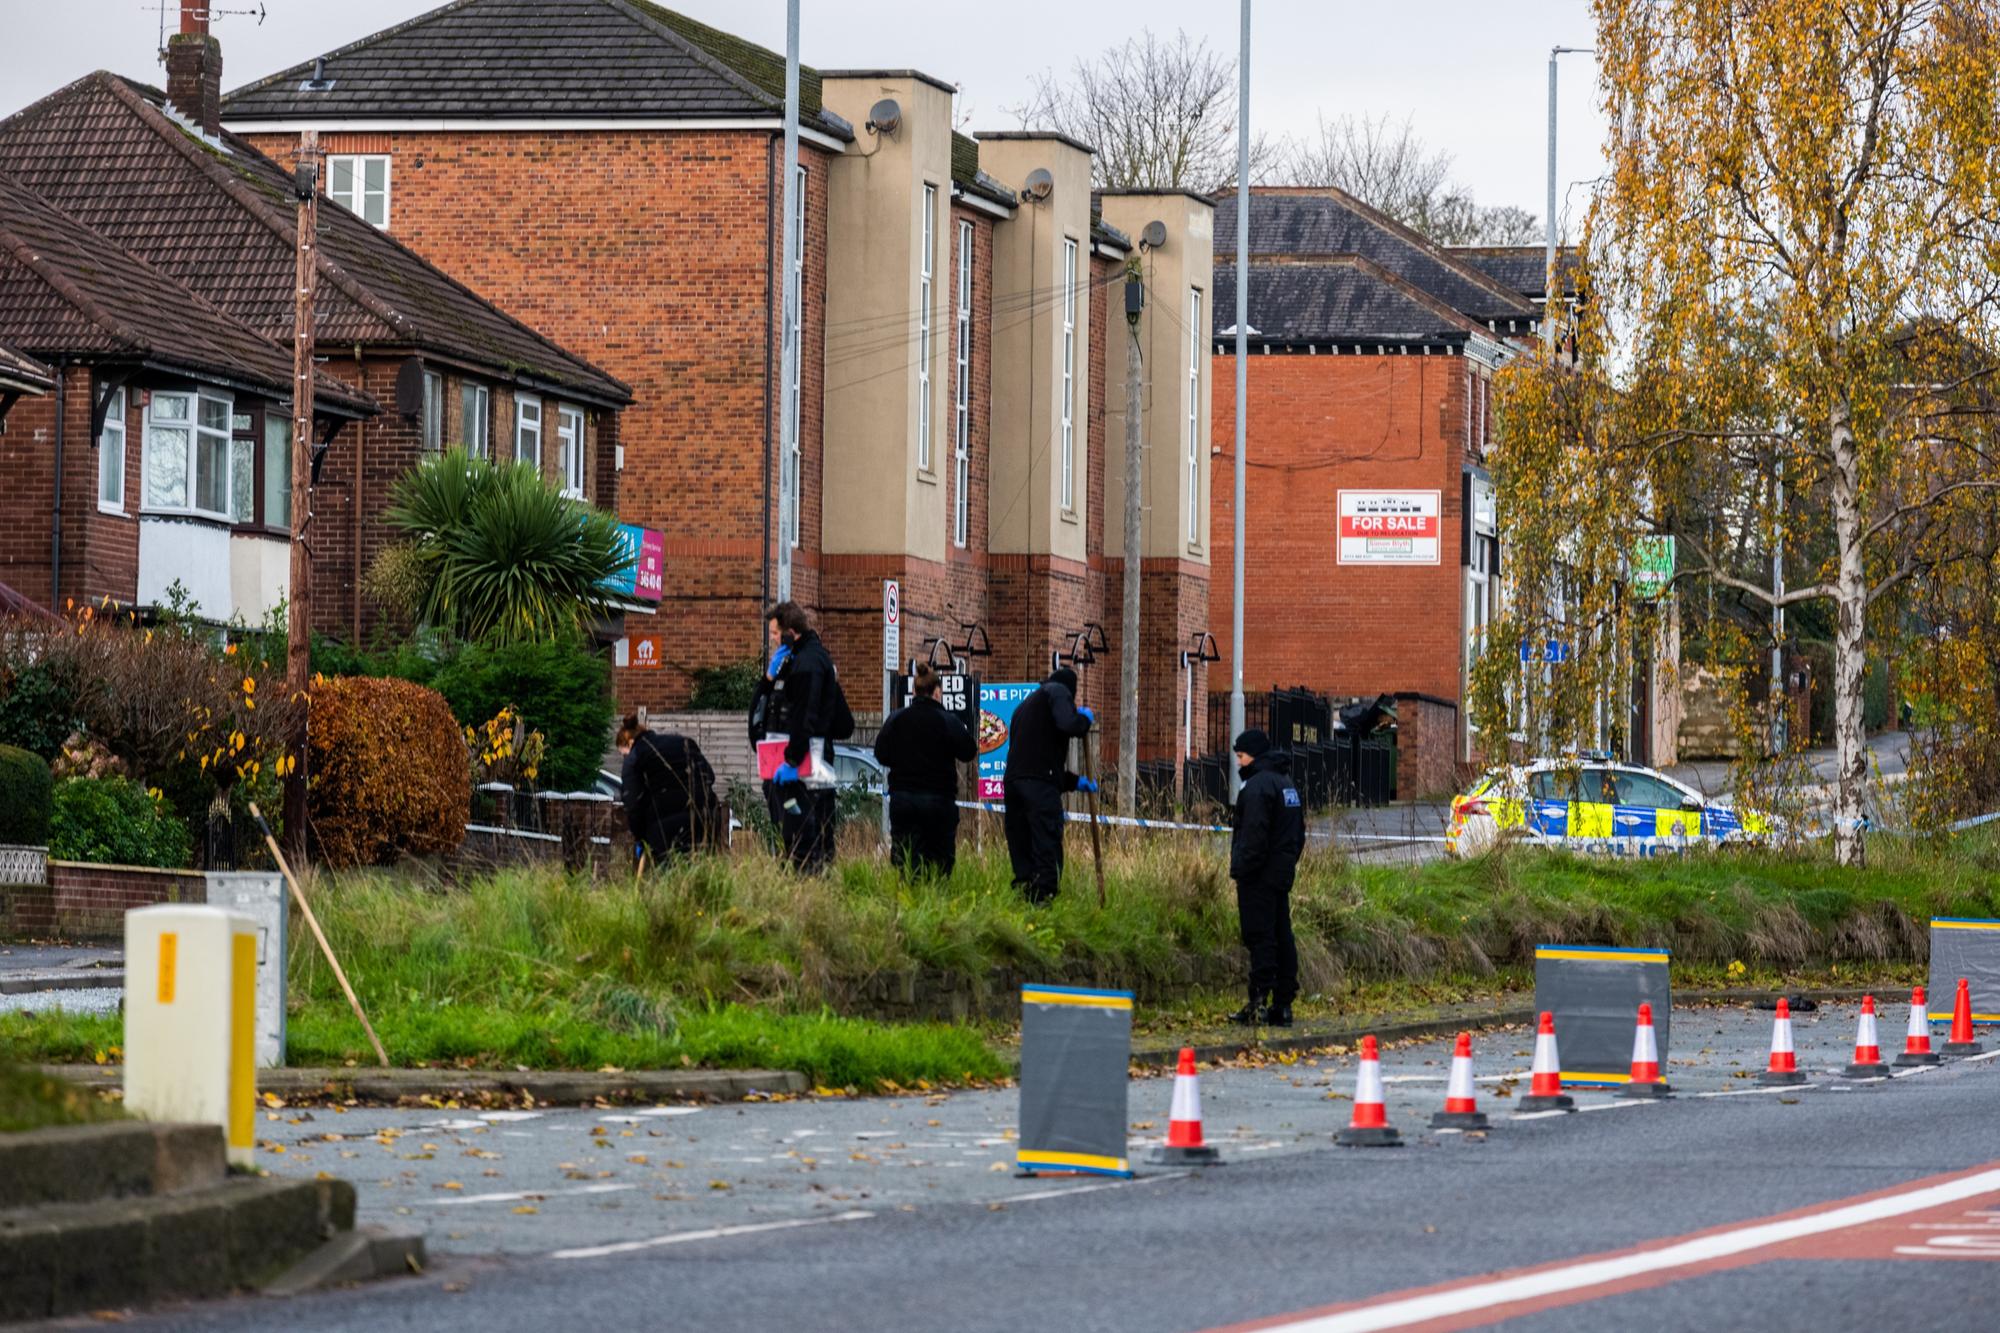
[
  {"x1": 1016, "y1": 984, "x2": 1133, "y2": 1176},
  {"x1": 1533, "y1": 945, "x2": 1671, "y2": 1085},
  {"x1": 1928, "y1": 919, "x2": 2000, "y2": 1025},
  {"x1": 205, "y1": 872, "x2": 286, "y2": 1067}
]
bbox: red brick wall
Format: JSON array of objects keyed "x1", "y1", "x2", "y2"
[
  {"x1": 1211, "y1": 351, "x2": 1473, "y2": 710},
  {"x1": 0, "y1": 370, "x2": 143, "y2": 612},
  {"x1": 1391, "y1": 692, "x2": 1462, "y2": 799},
  {"x1": 6, "y1": 862, "x2": 209, "y2": 940}
]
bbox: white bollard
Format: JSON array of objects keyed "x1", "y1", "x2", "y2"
[
  {"x1": 124, "y1": 905, "x2": 259, "y2": 1168},
  {"x1": 204, "y1": 872, "x2": 287, "y2": 1068}
]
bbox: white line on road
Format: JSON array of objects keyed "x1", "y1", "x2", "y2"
[
  {"x1": 429, "y1": 1183, "x2": 635, "y2": 1207},
  {"x1": 1688, "y1": 1083, "x2": 1822, "y2": 1099},
  {"x1": 551, "y1": 1210, "x2": 874, "y2": 1260},
  {"x1": 1008, "y1": 1172, "x2": 1188, "y2": 1204}
]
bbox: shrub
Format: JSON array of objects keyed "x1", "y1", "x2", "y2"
[
  {"x1": 308, "y1": 676, "x2": 470, "y2": 868},
  {"x1": 430, "y1": 638, "x2": 614, "y2": 791},
  {"x1": 0, "y1": 744, "x2": 53, "y2": 844},
  {"x1": 48, "y1": 776, "x2": 192, "y2": 868},
  {"x1": 0, "y1": 629, "x2": 84, "y2": 761},
  {"x1": 689, "y1": 658, "x2": 763, "y2": 711}
]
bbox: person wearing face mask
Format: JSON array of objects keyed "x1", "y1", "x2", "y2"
[{"x1": 1227, "y1": 728, "x2": 1305, "y2": 1026}]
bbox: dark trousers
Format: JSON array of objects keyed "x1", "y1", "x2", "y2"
[
  {"x1": 775, "y1": 784, "x2": 838, "y2": 873},
  {"x1": 1003, "y1": 777, "x2": 1066, "y2": 902},
  {"x1": 889, "y1": 791, "x2": 959, "y2": 878},
  {"x1": 1236, "y1": 866, "x2": 1299, "y2": 1005}
]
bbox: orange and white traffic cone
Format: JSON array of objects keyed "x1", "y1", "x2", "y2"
[
  {"x1": 1893, "y1": 985, "x2": 1939, "y2": 1067},
  {"x1": 1429, "y1": 1032, "x2": 1489, "y2": 1130},
  {"x1": 1336, "y1": 1035, "x2": 1403, "y2": 1147},
  {"x1": 1148, "y1": 1047, "x2": 1222, "y2": 1165},
  {"x1": 1757, "y1": 997, "x2": 1808, "y2": 1086},
  {"x1": 1616, "y1": 1002, "x2": 1673, "y2": 1098},
  {"x1": 1942, "y1": 977, "x2": 1986, "y2": 1057},
  {"x1": 1517, "y1": 1011, "x2": 1575, "y2": 1112},
  {"x1": 1842, "y1": 995, "x2": 1891, "y2": 1078}
]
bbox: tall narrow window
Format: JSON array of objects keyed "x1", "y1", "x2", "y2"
[
  {"x1": 1060, "y1": 237, "x2": 1078, "y2": 511},
  {"x1": 263, "y1": 415, "x2": 292, "y2": 530},
  {"x1": 917, "y1": 183, "x2": 936, "y2": 472},
  {"x1": 782, "y1": 163, "x2": 805, "y2": 549},
  {"x1": 459, "y1": 382, "x2": 490, "y2": 458},
  {"x1": 953, "y1": 219, "x2": 973, "y2": 548},
  {"x1": 98, "y1": 387, "x2": 126, "y2": 511},
  {"x1": 327, "y1": 155, "x2": 390, "y2": 228},
  {"x1": 423, "y1": 370, "x2": 445, "y2": 451},
  {"x1": 515, "y1": 393, "x2": 542, "y2": 469},
  {"x1": 558, "y1": 405, "x2": 586, "y2": 498},
  {"x1": 230, "y1": 410, "x2": 256, "y2": 523},
  {"x1": 1187, "y1": 287, "x2": 1202, "y2": 545}
]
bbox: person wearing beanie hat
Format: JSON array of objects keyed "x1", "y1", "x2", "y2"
[
  {"x1": 1001, "y1": 665, "x2": 1096, "y2": 902},
  {"x1": 1228, "y1": 727, "x2": 1304, "y2": 1025}
]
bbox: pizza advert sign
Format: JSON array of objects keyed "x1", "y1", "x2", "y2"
[{"x1": 1337, "y1": 489, "x2": 1442, "y2": 565}]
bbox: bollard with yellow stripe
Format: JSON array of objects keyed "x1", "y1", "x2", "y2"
[
  {"x1": 124, "y1": 905, "x2": 260, "y2": 1168},
  {"x1": 1016, "y1": 985, "x2": 1134, "y2": 1178},
  {"x1": 1928, "y1": 919, "x2": 2000, "y2": 1025},
  {"x1": 1533, "y1": 944, "x2": 1672, "y2": 1087}
]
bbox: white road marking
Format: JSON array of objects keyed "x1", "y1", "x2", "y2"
[
  {"x1": 1008, "y1": 1172, "x2": 1188, "y2": 1204},
  {"x1": 1576, "y1": 1098, "x2": 1658, "y2": 1113},
  {"x1": 551, "y1": 1209, "x2": 874, "y2": 1260},
  {"x1": 429, "y1": 1183, "x2": 635, "y2": 1207},
  {"x1": 477, "y1": 1111, "x2": 544, "y2": 1122},
  {"x1": 419, "y1": 1119, "x2": 490, "y2": 1131},
  {"x1": 1689, "y1": 1083, "x2": 1822, "y2": 1099},
  {"x1": 634, "y1": 1106, "x2": 703, "y2": 1117},
  {"x1": 1231, "y1": 1167, "x2": 2000, "y2": 1332}
]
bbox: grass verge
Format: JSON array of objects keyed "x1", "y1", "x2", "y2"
[{"x1": 0, "y1": 1060, "x2": 124, "y2": 1133}]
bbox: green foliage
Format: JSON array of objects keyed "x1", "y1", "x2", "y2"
[
  {"x1": 49, "y1": 776, "x2": 193, "y2": 868},
  {"x1": 0, "y1": 645, "x2": 84, "y2": 761},
  {"x1": 385, "y1": 448, "x2": 630, "y2": 646},
  {"x1": 429, "y1": 638, "x2": 614, "y2": 791},
  {"x1": 689, "y1": 658, "x2": 764, "y2": 711},
  {"x1": 0, "y1": 744, "x2": 52, "y2": 844},
  {"x1": 308, "y1": 630, "x2": 447, "y2": 688},
  {"x1": 0, "y1": 1062, "x2": 124, "y2": 1133}
]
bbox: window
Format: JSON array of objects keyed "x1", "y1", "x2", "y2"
[
  {"x1": 459, "y1": 382, "x2": 490, "y2": 458},
  {"x1": 423, "y1": 370, "x2": 444, "y2": 451},
  {"x1": 953, "y1": 220, "x2": 973, "y2": 548},
  {"x1": 1186, "y1": 287, "x2": 1202, "y2": 545},
  {"x1": 917, "y1": 183, "x2": 936, "y2": 472},
  {"x1": 230, "y1": 411, "x2": 256, "y2": 523},
  {"x1": 144, "y1": 389, "x2": 232, "y2": 518},
  {"x1": 263, "y1": 414, "x2": 292, "y2": 530},
  {"x1": 327, "y1": 155, "x2": 390, "y2": 228},
  {"x1": 98, "y1": 387, "x2": 126, "y2": 511},
  {"x1": 557, "y1": 405, "x2": 586, "y2": 498},
  {"x1": 781, "y1": 163, "x2": 805, "y2": 549},
  {"x1": 1060, "y1": 236, "x2": 1078, "y2": 511},
  {"x1": 515, "y1": 393, "x2": 542, "y2": 469}
]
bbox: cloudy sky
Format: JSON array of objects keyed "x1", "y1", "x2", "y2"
[{"x1": 1, "y1": 0, "x2": 1609, "y2": 230}]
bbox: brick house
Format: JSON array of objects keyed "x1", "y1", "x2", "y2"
[
  {"x1": 221, "y1": 0, "x2": 1215, "y2": 763},
  {"x1": 0, "y1": 33, "x2": 629, "y2": 638}
]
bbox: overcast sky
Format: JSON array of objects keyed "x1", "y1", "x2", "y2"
[{"x1": 0, "y1": 1, "x2": 1609, "y2": 230}]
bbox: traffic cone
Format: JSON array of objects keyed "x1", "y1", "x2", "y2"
[
  {"x1": 1336, "y1": 1035, "x2": 1403, "y2": 1147},
  {"x1": 1893, "y1": 985, "x2": 1939, "y2": 1067},
  {"x1": 1757, "y1": 997, "x2": 1808, "y2": 1086},
  {"x1": 1429, "y1": 1032, "x2": 1489, "y2": 1130},
  {"x1": 1942, "y1": 977, "x2": 1986, "y2": 1057},
  {"x1": 1616, "y1": 1002, "x2": 1673, "y2": 1098},
  {"x1": 1147, "y1": 1048, "x2": 1222, "y2": 1165},
  {"x1": 1517, "y1": 1011, "x2": 1575, "y2": 1112},
  {"x1": 1841, "y1": 995, "x2": 1891, "y2": 1078}
]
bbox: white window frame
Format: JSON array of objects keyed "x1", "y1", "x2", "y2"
[
  {"x1": 143, "y1": 388, "x2": 233, "y2": 520},
  {"x1": 1186, "y1": 287, "x2": 1202, "y2": 546},
  {"x1": 953, "y1": 219, "x2": 973, "y2": 549},
  {"x1": 515, "y1": 393, "x2": 542, "y2": 470},
  {"x1": 423, "y1": 370, "x2": 444, "y2": 451},
  {"x1": 98, "y1": 386, "x2": 126, "y2": 513},
  {"x1": 1060, "y1": 236, "x2": 1078, "y2": 512},
  {"x1": 327, "y1": 154, "x2": 391, "y2": 229},
  {"x1": 460, "y1": 382, "x2": 490, "y2": 458},
  {"x1": 917, "y1": 182, "x2": 936, "y2": 473},
  {"x1": 557, "y1": 404, "x2": 586, "y2": 498},
  {"x1": 782, "y1": 163, "x2": 806, "y2": 549}
]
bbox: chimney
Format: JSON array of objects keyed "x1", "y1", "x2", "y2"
[{"x1": 165, "y1": 0, "x2": 222, "y2": 136}]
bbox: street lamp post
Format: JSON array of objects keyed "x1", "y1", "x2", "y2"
[
  {"x1": 1544, "y1": 45, "x2": 1592, "y2": 347},
  {"x1": 1229, "y1": 0, "x2": 1250, "y2": 800}
]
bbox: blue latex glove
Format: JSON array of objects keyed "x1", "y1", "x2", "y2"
[
  {"x1": 774, "y1": 763, "x2": 801, "y2": 786},
  {"x1": 767, "y1": 644, "x2": 792, "y2": 677},
  {"x1": 1076, "y1": 776, "x2": 1099, "y2": 794},
  {"x1": 1076, "y1": 705, "x2": 1095, "y2": 724}
]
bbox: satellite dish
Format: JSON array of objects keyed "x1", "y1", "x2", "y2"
[
  {"x1": 866, "y1": 98, "x2": 902, "y2": 136},
  {"x1": 1021, "y1": 167, "x2": 1055, "y2": 202},
  {"x1": 1140, "y1": 220, "x2": 1168, "y2": 249},
  {"x1": 394, "y1": 358, "x2": 425, "y2": 420}
]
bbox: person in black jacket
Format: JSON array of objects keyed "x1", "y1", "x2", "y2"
[
  {"x1": 753, "y1": 602, "x2": 844, "y2": 873},
  {"x1": 1001, "y1": 666, "x2": 1096, "y2": 903},
  {"x1": 874, "y1": 663, "x2": 976, "y2": 877},
  {"x1": 616, "y1": 716, "x2": 720, "y2": 864},
  {"x1": 1228, "y1": 729, "x2": 1305, "y2": 1026}
]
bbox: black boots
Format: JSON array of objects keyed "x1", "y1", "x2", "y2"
[
  {"x1": 1264, "y1": 1000, "x2": 1294, "y2": 1028},
  {"x1": 1227, "y1": 995, "x2": 1294, "y2": 1027}
]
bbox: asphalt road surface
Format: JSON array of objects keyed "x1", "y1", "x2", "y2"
[{"x1": 67, "y1": 1001, "x2": 2000, "y2": 1333}]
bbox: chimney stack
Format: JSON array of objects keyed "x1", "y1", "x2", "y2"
[{"x1": 166, "y1": 0, "x2": 222, "y2": 137}]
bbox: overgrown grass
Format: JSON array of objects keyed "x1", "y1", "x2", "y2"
[{"x1": 0, "y1": 1060, "x2": 124, "y2": 1133}]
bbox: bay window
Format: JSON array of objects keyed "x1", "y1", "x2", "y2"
[
  {"x1": 144, "y1": 389, "x2": 232, "y2": 519},
  {"x1": 98, "y1": 387, "x2": 126, "y2": 512}
]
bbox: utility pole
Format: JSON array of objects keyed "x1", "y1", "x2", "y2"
[
  {"x1": 1771, "y1": 462, "x2": 1786, "y2": 754},
  {"x1": 1228, "y1": 0, "x2": 1250, "y2": 801},
  {"x1": 1118, "y1": 263, "x2": 1144, "y2": 817},
  {"x1": 775, "y1": 0, "x2": 800, "y2": 603},
  {"x1": 283, "y1": 129, "x2": 319, "y2": 860},
  {"x1": 1544, "y1": 46, "x2": 1591, "y2": 348}
]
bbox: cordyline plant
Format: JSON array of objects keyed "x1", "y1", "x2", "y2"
[{"x1": 1476, "y1": 0, "x2": 2000, "y2": 865}]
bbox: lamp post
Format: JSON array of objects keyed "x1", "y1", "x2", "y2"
[
  {"x1": 1544, "y1": 45, "x2": 1592, "y2": 347},
  {"x1": 1228, "y1": 0, "x2": 1250, "y2": 799}
]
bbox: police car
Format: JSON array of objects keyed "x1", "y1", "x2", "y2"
[{"x1": 1445, "y1": 757, "x2": 1774, "y2": 858}]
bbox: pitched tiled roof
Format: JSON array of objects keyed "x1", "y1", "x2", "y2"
[
  {"x1": 0, "y1": 73, "x2": 628, "y2": 406},
  {"x1": 951, "y1": 133, "x2": 1018, "y2": 210},
  {"x1": 1450, "y1": 245, "x2": 1579, "y2": 302},
  {"x1": 1212, "y1": 256, "x2": 1480, "y2": 346},
  {"x1": 220, "y1": 0, "x2": 850, "y2": 141},
  {"x1": 1215, "y1": 188, "x2": 1540, "y2": 327},
  {"x1": 0, "y1": 172, "x2": 372, "y2": 412},
  {"x1": 0, "y1": 337, "x2": 53, "y2": 395}
]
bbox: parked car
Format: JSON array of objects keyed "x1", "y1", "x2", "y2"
[{"x1": 1445, "y1": 757, "x2": 1775, "y2": 858}]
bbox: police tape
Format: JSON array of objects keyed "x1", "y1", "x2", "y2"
[
  {"x1": 954, "y1": 801, "x2": 1232, "y2": 835},
  {"x1": 1950, "y1": 810, "x2": 2000, "y2": 832}
]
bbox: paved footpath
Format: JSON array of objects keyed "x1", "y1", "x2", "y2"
[{"x1": 42, "y1": 999, "x2": 1999, "y2": 1332}]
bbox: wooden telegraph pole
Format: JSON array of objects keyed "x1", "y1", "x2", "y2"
[{"x1": 283, "y1": 131, "x2": 319, "y2": 860}]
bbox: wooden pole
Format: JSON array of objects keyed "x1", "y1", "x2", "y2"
[
  {"x1": 283, "y1": 131, "x2": 320, "y2": 861},
  {"x1": 1079, "y1": 735, "x2": 1106, "y2": 907},
  {"x1": 249, "y1": 802, "x2": 388, "y2": 1068}
]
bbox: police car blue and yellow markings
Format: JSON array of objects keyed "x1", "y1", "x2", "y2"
[{"x1": 1019, "y1": 984, "x2": 1134, "y2": 1009}]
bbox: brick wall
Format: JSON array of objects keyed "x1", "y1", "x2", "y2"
[
  {"x1": 2, "y1": 862, "x2": 209, "y2": 940},
  {"x1": 1391, "y1": 692, "x2": 1461, "y2": 799},
  {"x1": 0, "y1": 370, "x2": 144, "y2": 612}
]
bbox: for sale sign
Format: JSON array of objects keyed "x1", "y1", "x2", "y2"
[{"x1": 1338, "y1": 490, "x2": 1442, "y2": 565}]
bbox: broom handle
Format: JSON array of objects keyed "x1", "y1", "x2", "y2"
[{"x1": 248, "y1": 803, "x2": 389, "y2": 1068}]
